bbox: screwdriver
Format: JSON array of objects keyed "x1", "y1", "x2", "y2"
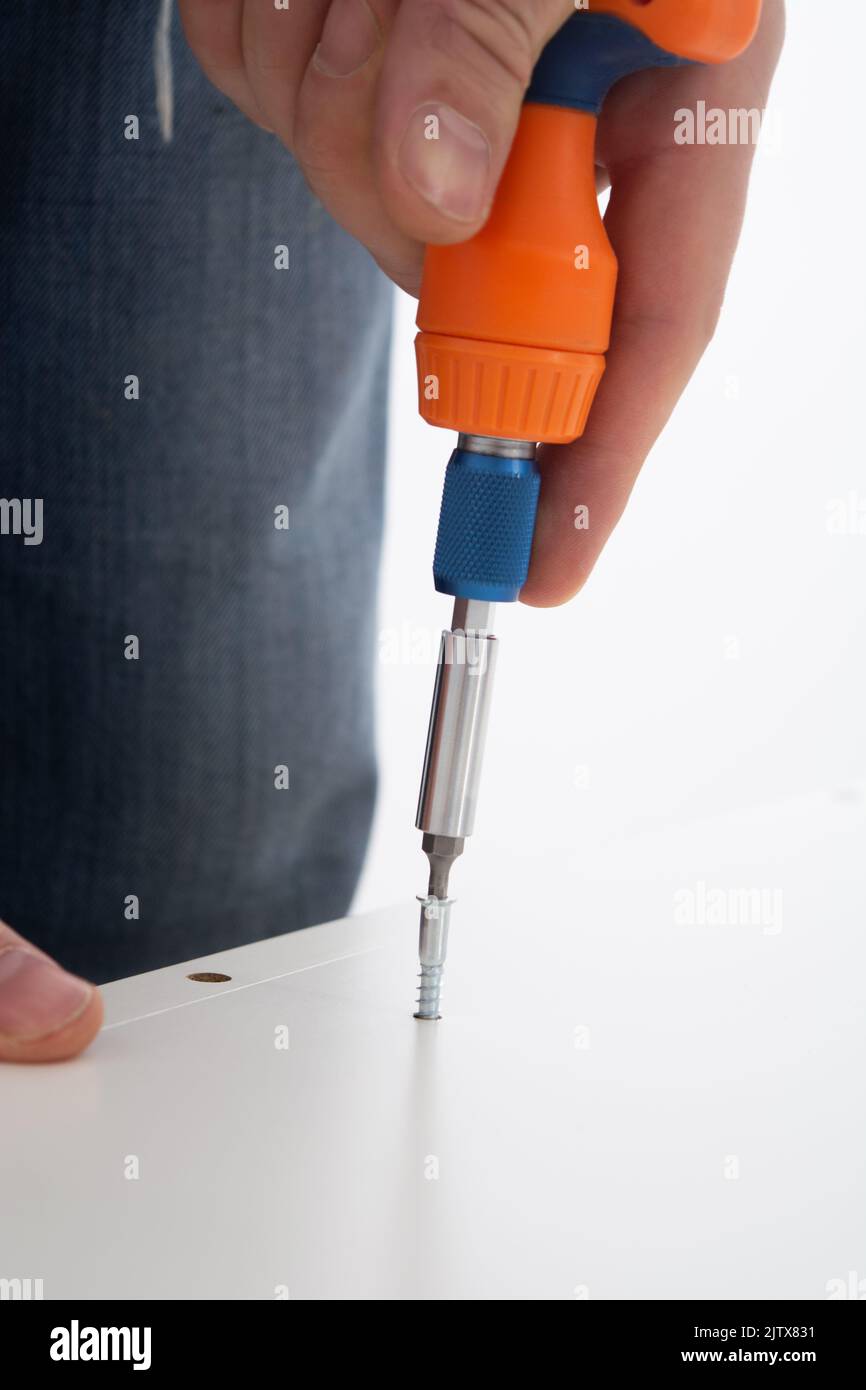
[{"x1": 410, "y1": 0, "x2": 764, "y2": 1019}]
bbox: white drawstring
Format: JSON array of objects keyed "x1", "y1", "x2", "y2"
[{"x1": 153, "y1": 0, "x2": 174, "y2": 142}]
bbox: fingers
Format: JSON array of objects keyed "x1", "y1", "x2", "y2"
[
  {"x1": 0, "y1": 922, "x2": 103, "y2": 1063},
  {"x1": 521, "y1": 0, "x2": 786, "y2": 607},
  {"x1": 292, "y1": 0, "x2": 423, "y2": 292},
  {"x1": 240, "y1": 0, "x2": 330, "y2": 144},
  {"x1": 373, "y1": 0, "x2": 573, "y2": 244},
  {"x1": 178, "y1": 0, "x2": 271, "y2": 129}
]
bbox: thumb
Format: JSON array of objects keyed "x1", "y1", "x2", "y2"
[
  {"x1": 374, "y1": 0, "x2": 572, "y2": 243},
  {"x1": 0, "y1": 921, "x2": 103, "y2": 1063}
]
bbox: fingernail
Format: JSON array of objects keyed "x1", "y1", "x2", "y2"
[
  {"x1": 0, "y1": 947, "x2": 92, "y2": 1041},
  {"x1": 313, "y1": 0, "x2": 380, "y2": 78},
  {"x1": 398, "y1": 103, "x2": 491, "y2": 223}
]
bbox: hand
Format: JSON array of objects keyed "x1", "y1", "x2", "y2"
[
  {"x1": 180, "y1": 0, "x2": 785, "y2": 604},
  {"x1": 0, "y1": 921, "x2": 103, "y2": 1062}
]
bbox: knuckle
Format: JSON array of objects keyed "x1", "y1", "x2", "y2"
[
  {"x1": 292, "y1": 100, "x2": 353, "y2": 180},
  {"x1": 618, "y1": 296, "x2": 723, "y2": 358},
  {"x1": 424, "y1": 0, "x2": 539, "y2": 95},
  {"x1": 696, "y1": 296, "x2": 724, "y2": 350},
  {"x1": 293, "y1": 118, "x2": 340, "y2": 178}
]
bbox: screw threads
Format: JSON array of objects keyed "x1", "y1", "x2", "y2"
[{"x1": 415, "y1": 964, "x2": 445, "y2": 1020}]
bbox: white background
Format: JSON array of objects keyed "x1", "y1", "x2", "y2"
[{"x1": 355, "y1": 2, "x2": 865, "y2": 915}]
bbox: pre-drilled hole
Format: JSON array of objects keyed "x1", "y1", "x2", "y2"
[{"x1": 187, "y1": 971, "x2": 232, "y2": 983}]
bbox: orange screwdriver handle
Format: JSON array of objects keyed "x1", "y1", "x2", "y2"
[{"x1": 416, "y1": 0, "x2": 763, "y2": 446}]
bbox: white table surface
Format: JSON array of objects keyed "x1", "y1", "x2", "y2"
[{"x1": 3, "y1": 789, "x2": 864, "y2": 1300}]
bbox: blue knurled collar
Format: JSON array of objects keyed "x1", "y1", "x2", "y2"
[{"x1": 433, "y1": 449, "x2": 541, "y2": 603}]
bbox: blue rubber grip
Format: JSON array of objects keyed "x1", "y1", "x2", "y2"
[
  {"x1": 525, "y1": 12, "x2": 688, "y2": 116},
  {"x1": 433, "y1": 449, "x2": 541, "y2": 603}
]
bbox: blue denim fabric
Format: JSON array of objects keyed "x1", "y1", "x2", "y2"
[{"x1": 0, "y1": 2, "x2": 393, "y2": 981}]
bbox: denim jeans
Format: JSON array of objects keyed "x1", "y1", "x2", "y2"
[{"x1": 0, "y1": 2, "x2": 393, "y2": 981}]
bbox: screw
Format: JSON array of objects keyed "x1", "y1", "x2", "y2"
[{"x1": 413, "y1": 895, "x2": 452, "y2": 1020}]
